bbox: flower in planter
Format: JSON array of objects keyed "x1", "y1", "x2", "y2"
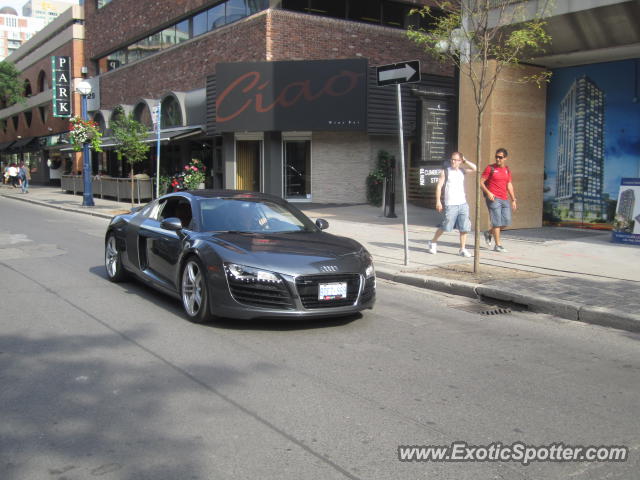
[
  {"x1": 182, "y1": 159, "x2": 207, "y2": 190},
  {"x1": 69, "y1": 116, "x2": 103, "y2": 152}
]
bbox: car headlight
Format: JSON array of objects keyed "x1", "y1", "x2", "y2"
[
  {"x1": 225, "y1": 263, "x2": 282, "y2": 284},
  {"x1": 365, "y1": 263, "x2": 375, "y2": 279}
]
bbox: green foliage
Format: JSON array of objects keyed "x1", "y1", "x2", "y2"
[
  {"x1": 158, "y1": 174, "x2": 172, "y2": 195},
  {"x1": 112, "y1": 112, "x2": 150, "y2": 171},
  {"x1": 0, "y1": 61, "x2": 25, "y2": 108},
  {"x1": 366, "y1": 150, "x2": 394, "y2": 207},
  {"x1": 407, "y1": 1, "x2": 553, "y2": 110}
]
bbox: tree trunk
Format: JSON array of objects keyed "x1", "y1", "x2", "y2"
[
  {"x1": 473, "y1": 111, "x2": 484, "y2": 273},
  {"x1": 131, "y1": 170, "x2": 135, "y2": 209}
]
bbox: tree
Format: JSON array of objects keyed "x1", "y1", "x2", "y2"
[
  {"x1": 112, "y1": 110, "x2": 151, "y2": 207},
  {"x1": 408, "y1": 0, "x2": 552, "y2": 272},
  {"x1": 0, "y1": 61, "x2": 25, "y2": 112}
]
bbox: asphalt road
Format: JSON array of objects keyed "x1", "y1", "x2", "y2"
[{"x1": 1, "y1": 198, "x2": 639, "y2": 480}]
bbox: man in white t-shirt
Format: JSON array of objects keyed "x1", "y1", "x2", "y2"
[{"x1": 427, "y1": 151, "x2": 477, "y2": 257}]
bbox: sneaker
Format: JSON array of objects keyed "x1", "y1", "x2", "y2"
[
  {"x1": 427, "y1": 241, "x2": 437, "y2": 254},
  {"x1": 493, "y1": 245, "x2": 507, "y2": 253},
  {"x1": 459, "y1": 248, "x2": 472, "y2": 258},
  {"x1": 483, "y1": 230, "x2": 492, "y2": 247}
]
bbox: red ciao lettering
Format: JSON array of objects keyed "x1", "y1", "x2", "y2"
[{"x1": 216, "y1": 70, "x2": 363, "y2": 123}]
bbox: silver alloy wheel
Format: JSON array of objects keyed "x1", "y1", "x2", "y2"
[
  {"x1": 182, "y1": 259, "x2": 203, "y2": 316},
  {"x1": 105, "y1": 235, "x2": 119, "y2": 278}
]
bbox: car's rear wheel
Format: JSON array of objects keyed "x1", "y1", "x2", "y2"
[
  {"x1": 181, "y1": 257, "x2": 212, "y2": 324},
  {"x1": 105, "y1": 233, "x2": 128, "y2": 282}
]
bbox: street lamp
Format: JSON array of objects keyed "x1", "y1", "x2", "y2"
[{"x1": 76, "y1": 80, "x2": 94, "y2": 207}]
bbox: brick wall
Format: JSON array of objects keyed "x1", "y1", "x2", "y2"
[
  {"x1": 266, "y1": 9, "x2": 452, "y2": 77},
  {"x1": 98, "y1": 15, "x2": 268, "y2": 107},
  {"x1": 312, "y1": 131, "x2": 372, "y2": 204},
  {"x1": 84, "y1": 0, "x2": 213, "y2": 61},
  {"x1": 97, "y1": 7, "x2": 452, "y2": 108}
]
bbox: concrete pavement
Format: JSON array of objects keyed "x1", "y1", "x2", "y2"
[{"x1": 2, "y1": 183, "x2": 639, "y2": 332}]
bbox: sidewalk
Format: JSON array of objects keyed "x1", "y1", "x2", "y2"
[{"x1": 2, "y1": 184, "x2": 640, "y2": 332}]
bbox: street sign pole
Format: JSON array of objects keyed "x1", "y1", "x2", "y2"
[
  {"x1": 376, "y1": 61, "x2": 420, "y2": 266},
  {"x1": 396, "y1": 83, "x2": 409, "y2": 266}
]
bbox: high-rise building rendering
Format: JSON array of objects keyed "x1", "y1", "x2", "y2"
[
  {"x1": 618, "y1": 189, "x2": 635, "y2": 221},
  {"x1": 555, "y1": 75, "x2": 607, "y2": 221},
  {"x1": 0, "y1": 7, "x2": 43, "y2": 60}
]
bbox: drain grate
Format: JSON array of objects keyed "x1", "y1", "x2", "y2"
[
  {"x1": 480, "y1": 307, "x2": 512, "y2": 316},
  {"x1": 450, "y1": 302, "x2": 513, "y2": 316}
]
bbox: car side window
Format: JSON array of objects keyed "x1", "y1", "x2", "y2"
[{"x1": 158, "y1": 197, "x2": 193, "y2": 229}]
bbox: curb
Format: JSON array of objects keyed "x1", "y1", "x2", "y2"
[
  {"x1": 376, "y1": 266, "x2": 640, "y2": 333},
  {"x1": 1, "y1": 192, "x2": 116, "y2": 219}
]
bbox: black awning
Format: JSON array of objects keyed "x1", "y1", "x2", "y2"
[
  {"x1": 0, "y1": 140, "x2": 15, "y2": 151},
  {"x1": 9, "y1": 137, "x2": 39, "y2": 152}
]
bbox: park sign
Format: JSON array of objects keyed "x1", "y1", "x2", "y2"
[
  {"x1": 376, "y1": 60, "x2": 420, "y2": 87},
  {"x1": 52, "y1": 56, "x2": 71, "y2": 117}
]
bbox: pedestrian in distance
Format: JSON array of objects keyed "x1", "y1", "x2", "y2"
[
  {"x1": 8, "y1": 163, "x2": 19, "y2": 188},
  {"x1": 428, "y1": 151, "x2": 477, "y2": 257},
  {"x1": 18, "y1": 161, "x2": 30, "y2": 193},
  {"x1": 480, "y1": 148, "x2": 517, "y2": 253}
]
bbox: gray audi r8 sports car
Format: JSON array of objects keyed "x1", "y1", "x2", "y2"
[{"x1": 104, "y1": 190, "x2": 375, "y2": 322}]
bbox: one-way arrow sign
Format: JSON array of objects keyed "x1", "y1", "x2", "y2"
[{"x1": 376, "y1": 60, "x2": 420, "y2": 86}]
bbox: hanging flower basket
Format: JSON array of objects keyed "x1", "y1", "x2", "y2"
[{"x1": 69, "y1": 116, "x2": 103, "y2": 152}]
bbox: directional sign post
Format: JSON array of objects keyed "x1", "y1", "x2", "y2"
[{"x1": 376, "y1": 61, "x2": 421, "y2": 266}]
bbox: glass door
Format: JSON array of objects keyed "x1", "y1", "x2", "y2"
[{"x1": 284, "y1": 140, "x2": 311, "y2": 199}]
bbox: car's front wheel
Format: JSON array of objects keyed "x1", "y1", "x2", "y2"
[
  {"x1": 105, "y1": 233, "x2": 128, "y2": 282},
  {"x1": 181, "y1": 257, "x2": 212, "y2": 324}
]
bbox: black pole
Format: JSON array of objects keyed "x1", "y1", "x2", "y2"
[{"x1": 385, "y1": 156, "x2": 397, "y2": 218}]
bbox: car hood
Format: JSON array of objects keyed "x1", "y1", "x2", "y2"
[{"x1": 205, "y1": 231, "x2": 368, "y2": 276}]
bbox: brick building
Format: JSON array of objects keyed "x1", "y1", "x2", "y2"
[
  {"x1": 83, "y1": 0, "x2": 457, "y2": 203},
  {"x1": 0, "y1": 5, "x2": 84, "y2": 185}
]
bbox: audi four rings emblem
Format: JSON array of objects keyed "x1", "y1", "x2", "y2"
[{"x1": 320, "y1": 265, "x2": 339, "y2": 272}]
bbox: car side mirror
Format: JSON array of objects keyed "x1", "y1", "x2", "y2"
[
  {"x1": 315, "y1": 218, "x2": 329, "y2": 230},
  {"x1": 161, "y1": 217, "x2": 183, "y2": 231}
]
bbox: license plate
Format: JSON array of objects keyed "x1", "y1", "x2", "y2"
[{"x1": 318, "y1": 282, "x2": 347, "y2": 300}]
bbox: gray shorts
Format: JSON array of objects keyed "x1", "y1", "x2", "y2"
[
  {"x1": 486, "y1": 197, "x2": 512, "y2": 227},
  {"x1": 440, "y1": 203, "x2": 472, "y2": 233}
]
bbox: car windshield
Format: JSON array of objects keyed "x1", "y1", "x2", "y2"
[{"x1": 199, "y1": 197, "x2": 314, "y2": 233}]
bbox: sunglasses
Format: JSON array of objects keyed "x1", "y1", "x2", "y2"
[{"x1": 495, "y1": 155, "x2": 505, "y2": 159}]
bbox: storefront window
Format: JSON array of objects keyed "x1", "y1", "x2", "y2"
[{"x1": 284, "y1": 140, "x2": 311, "y2": 199}]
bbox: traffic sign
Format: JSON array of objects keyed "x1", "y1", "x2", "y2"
[{"x1": 376, "y1": 60, "x2": 420, "y2": 87}]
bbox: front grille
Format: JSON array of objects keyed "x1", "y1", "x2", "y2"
[
  {"x1": 227, "y1": 278, "x2": 294, "y2": 309},
  {"x1": 360, "y1": 276, "x2": 376, "y2": 304},
  {"x1": 296, "y1": 274, "x2": 360, "y2": 309}
]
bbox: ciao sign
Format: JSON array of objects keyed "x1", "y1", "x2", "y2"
[
  {"x1": 52, "y1": 56, "x2": 71, "y2": 117},
  {"x1": 215, "y1": 59, "x2": 367, "y2": 132}
]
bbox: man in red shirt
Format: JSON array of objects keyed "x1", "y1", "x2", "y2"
[{"x1": 480, "y1": 148, "x2": 517, "y2": 252}]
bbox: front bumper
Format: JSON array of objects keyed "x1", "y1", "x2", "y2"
[{"x1": 211, "y1": 271, "x2": 376, "y2": 320}]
